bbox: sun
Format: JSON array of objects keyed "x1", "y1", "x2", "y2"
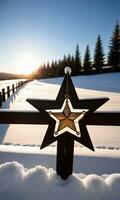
[{"x1": 16, "y1": 52, "x2": 40, "y2": 75}]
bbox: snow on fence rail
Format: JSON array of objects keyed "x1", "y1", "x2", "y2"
[{"x1": 0, "y1": 80, "x2": 30, "y2": 107}]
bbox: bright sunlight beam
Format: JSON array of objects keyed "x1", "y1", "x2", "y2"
[{"x1": 16, "y1": 51, "x2": 40, "y2": 75}]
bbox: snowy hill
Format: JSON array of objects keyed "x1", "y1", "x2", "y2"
[{"x1": 0, "y1": 72, "x2": 120, "y2": 200}]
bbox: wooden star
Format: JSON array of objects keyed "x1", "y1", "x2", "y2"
[{"x1": 27, "y1": 71, "x2": 109, "y2": 152}]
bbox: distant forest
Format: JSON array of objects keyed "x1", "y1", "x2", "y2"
[
  {"x1": 31, "y1": 21, "x2": 120, "y2": 79},
  {"x1": 1, "y1": 22, "x2": 119, "y2": 81}
]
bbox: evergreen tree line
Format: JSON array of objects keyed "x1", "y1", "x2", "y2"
[{"x1": 32, "y1": 21, "x2": 120, "y2": 79}]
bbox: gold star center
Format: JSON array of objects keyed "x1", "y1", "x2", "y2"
[{"x1": 49, "y1": 99, "x2": 86, "y2": 137}]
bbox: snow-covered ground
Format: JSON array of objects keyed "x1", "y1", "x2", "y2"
[{"x1": 0, "y1": 72, "x2": 120, "y2": 200}]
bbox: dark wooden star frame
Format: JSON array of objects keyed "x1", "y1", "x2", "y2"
[
  {"x1": 0, "y1": 71, "x2": 120, "y2": 179},
  {"x1": 26, "y1": 72, "x2": 109, "y2": 179}
]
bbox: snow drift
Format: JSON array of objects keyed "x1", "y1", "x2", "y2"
[{"x1": 0, "y1": 161, "x2": 120, "y2": 200}]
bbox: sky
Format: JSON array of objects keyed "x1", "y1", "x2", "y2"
[{"x1": 0, "y1": 0, "x2": 120, "y2": 74}]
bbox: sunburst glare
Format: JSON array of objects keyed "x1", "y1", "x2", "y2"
[{"x1": 16, "y1": 52, "x2": 40, "y2": 75}]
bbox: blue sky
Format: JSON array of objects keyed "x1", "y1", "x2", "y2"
[{"x1": 0, "y1": 0, "x2": 120, "y2": 74}]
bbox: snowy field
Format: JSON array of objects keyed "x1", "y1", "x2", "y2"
[{"x1": 0, "y1": 72, "x2": 120, "y2": 200}]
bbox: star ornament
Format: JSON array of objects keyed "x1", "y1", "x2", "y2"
[
  {"x1": 27, "y1": 67, "x2": 109, "y2": 152},
  {"x1": 49, "y1": 99, "x2": 86, "y2": 138}
]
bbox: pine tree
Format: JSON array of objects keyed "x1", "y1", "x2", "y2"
[
  {"x1": 66, "y1": 53, "x2": 72, "y2": 67},
  {"x1": 94, "y1": 34, "x2": 104, "y2": 73},
  {"x1": 40, "y1": 63, "x2": 46, "y2": 78},
  {"x1": 108, "y1": 21, "x2": 120, "y2": 71},
  {"x1": 46, "y1": 62, "x2": 51, "y2": 77},
  {"x1": 62, "y1": 55, "x2": 67, "y2": 68},
  {"x1": 70, "y1": 55, "x2": 75, "y2": 74},
  {"x1": 74, "y1": 44, "x2": 81, "y2": 75},
  {"x1": 54, "y1": 60, "x2": 59, "y2": 77},
  {"x1": 83, "y1": 45, "x2": 91, "y2": 74},
  {"x1": 51, "y1": 60, "x2": 55, "y2": 77},
  {"x1": 57, "y1": 57, "x2": 64, "y2": 76}
]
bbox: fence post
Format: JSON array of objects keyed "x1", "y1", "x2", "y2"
[
  {"x1": 7, "y1": 86, "x2": 10, "y2": 98},
  {"x1": 16, "y1": 83, "x2": 18, "y2": 91},
  {"x1": 2, "y1": 88, "x2": 6, "y2": 102},
  {"x1": 12, "y1": 84, "x2": 14, "y2": 93},
  {"x1": 18, "y1": 82, "x2": 20, "y2": 89},
  {"x1": 0, "y1": 92, "x2": 2, "y2": 108}
]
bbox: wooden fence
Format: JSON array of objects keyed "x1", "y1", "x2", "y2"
[{"x1": 0, "y1": 80, "x2": 30, "y2": 107}]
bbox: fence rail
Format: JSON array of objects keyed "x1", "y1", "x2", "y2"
[
  {"x1": 0, "y1": 110, "x2": 120, "y2": 125},
  {"x1": 0, "y1": 80, "x2": 30, "y2": 107}
]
